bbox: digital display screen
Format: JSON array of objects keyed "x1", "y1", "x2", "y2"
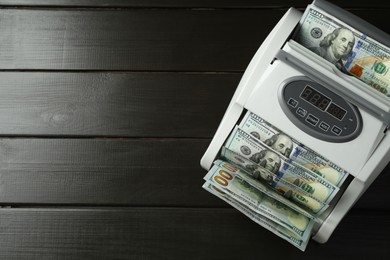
[
  {"x1": 300, "y1": 85, "x2": 331, "y2": 111},
  {"x1": 299, "y1": 85, "x2": 347, "y2": 121},
  {"x1": 326, "y1": 102, "x2": 346, "y2": 120}
]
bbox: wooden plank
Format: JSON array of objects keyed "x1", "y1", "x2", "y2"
[
  {"x1": 0, "y1": 208, "x2": 388, "y2": 258},
  {"x1": 0, "y1": 138, "x2": 225, "y2": 207},
  {"x1": 0, "y1": 9, "x2": 388, "y2": 71},
  {"x1": 0, "y1": 9, "x2": 279, "y2": 71},
  {"x1": 0, "y1": 138, "x2": 388, "y2": 209},
  {"x1": 0, "y1": 72, "x2": 237, "y2": 137},
  {"x1": 0, "y1": 0, "x2": 388, "y2": 8}
]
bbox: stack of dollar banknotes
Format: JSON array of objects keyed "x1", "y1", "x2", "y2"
[
  {"x1": 202, "y1": 2, "x2": 390, "y2": 251},
  {"x1": 202, "y1": 112, "x2": 348, "y2": 251}
]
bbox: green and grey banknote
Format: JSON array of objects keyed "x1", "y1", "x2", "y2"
[
  {"x1": 202, "y1": 181, "x2": 310, "y2": 251},
  {"x1": 223, "y1": 126, "x2": 328, "y2": 215},
  {"x1": 213, "y1": 157, "x2": 315, "y2": 219},
  {"x1": 220, "y1": 147, "x2": 339, "y2": 204},
  {"x1": 293, "y1": 4, "x2": 390, "y2": 97},
  {"x1": 203, "y1": 163, "x2": 315, "y2": 240},
  {"x1": 239, "y1": 111, "x2": 348, "y2": 186}
]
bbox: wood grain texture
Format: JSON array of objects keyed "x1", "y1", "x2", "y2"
[
  {"x1": 0, "y1": 208, "x2": 388, "y2": 259},
  {"x1": 0, "y1": 0, "x2": 389, "y2": 258},
  {"x1": 0, "y1": 138, "x2": 388, "y2": 209},
  {"x1": 0, "y1": 8, "x2": 388, "y2": 71},
  {"x1": 0, "y1": 0, "x2": 389, "y2": 8},
  {"x1": 0, "y1": 9, "x2": 277, "y2": 71},
  {"x1": 0, "y1": 138, "x2": 218, "y2": 206},
  {"x1": 0, "y1": 72, "x2": 237, "y2": 137}
]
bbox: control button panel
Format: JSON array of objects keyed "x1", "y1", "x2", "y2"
[{"x1": 279, "y1": 78, "x2": 362, "y2": 143}]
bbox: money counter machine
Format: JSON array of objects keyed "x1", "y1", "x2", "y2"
[{"x1": 200, "y1": 0, "x2": 390, "y2": 251}]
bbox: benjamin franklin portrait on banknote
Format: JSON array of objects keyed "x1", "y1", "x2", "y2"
[{"x1": 309, "y1": 27, "x2": 355, "y2": 74}]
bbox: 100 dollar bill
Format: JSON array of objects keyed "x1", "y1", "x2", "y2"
[
  {"x1": 293, "y1": 4, "x2": 390, "y2": 96},
  {"x1": 223, "y1": 127, "x2": 328, "y2": 215},
  {"x1": 212, "y1": 157, "x2": 315, "y2": 219},
  {"x1": 202, "y1": 182, "x2": 310, "y2": 251},
  {"x1": 220, "y1": 147, "x2": 339, "y2": 204},
  {"x1": 227, "y1": 160, "x2": 329, "y2": 216},
  {"x1": 204, "y1": 163, "x2": 315, "y2": 239},
  {"x1": 239, "y1": 111, "x2": 348, "y2": 186}
]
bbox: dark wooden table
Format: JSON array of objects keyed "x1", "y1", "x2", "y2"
[{"x1": 0, "y1": 0, "x2": 389, "y2": 259}]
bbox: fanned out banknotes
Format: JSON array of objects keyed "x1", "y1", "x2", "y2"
[
  {"x1": 293, "y1": 3, "x2": 390, "y2": 97},
  {"x1": 202, "y1": 182, "x2": 310, "y2": 251},
  {"x1": 223, "y1": 126, "x2": 329, "y2": 215},
  {"x1": 204, "y1": 162, "x2": 315, "y2": 239},
  {"x1": 202, "y1": 111, "x2": 349, "y2": 251},
  {"x1": 239, "y1": 112, "x2": 348, "y2": 187}
]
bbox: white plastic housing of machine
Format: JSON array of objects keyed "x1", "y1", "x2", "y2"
[{"x1": 200, "y1": 1, "x2": 390, "y2": 243}]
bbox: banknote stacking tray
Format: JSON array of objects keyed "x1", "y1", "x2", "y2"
[{"x1": 201, "y1": 0, "x2": 390, "y2": 244}]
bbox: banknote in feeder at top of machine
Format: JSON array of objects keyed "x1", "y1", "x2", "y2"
[
  {"x1": 203, "y1": 162, "x2": 315, "y2": 239},
  {"x1": 202, "y1": 182, "x2": 310, "y2": 251},
  {"x1": 219, "y1": 147, "x2": 339, "y2": 204},
  {"x1": 224, "y1": 126, "x2": 328, "y2": 215},
  {"x1": 293, "y1": 4, "x2": 390, "y2": 97},
  {"x1": 239, "y1": 111, "x2": 348, "y2": 187}
]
